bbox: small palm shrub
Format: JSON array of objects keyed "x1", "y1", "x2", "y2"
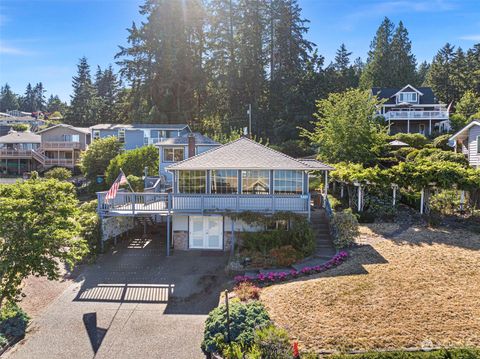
[
  {"x1": 331, "y1": 209, "x2": 359, "y2": 248},
  {"x1": 44, "y1": 167, "x2": 72, "y2": 181},
  {"x1": 202, "y1": 300, "x2": 270, "y2": 354}
]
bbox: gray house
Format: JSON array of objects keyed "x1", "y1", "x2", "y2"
[
  {"x1": 156, "y1": 132, "x2": 220, "y2": 183},
  {"x1": 97, "y1": 137, "x2": 333, "y2": 253},
  {"x1": 449, "y1": 120, "x2": 480, "y2": 169},
  {"x1": 90, "y1": 124, "x2": 191, "y2": 150},
  {"x1": 0, "y1": 131, "x2": 41, "y2": 175}
]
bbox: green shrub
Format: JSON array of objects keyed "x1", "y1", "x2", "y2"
[
  {"x1": 392, "y1": 133, "x2": 429, "y2": 149},
  {"x1": 44, "y1": 167, "x2": 72, "y2": 181},
  {"x1": 243, "y1": 218, "x2": 315, "y2": 259},
  {"x1": 0, "y1": 302, "x2": 30, "y2": 338},
  {"x1": 392, "y1": 146, "x2": 416, "y2": 160},
  {"x1": 406, "y1": 148, "x2": 469, "y2": 167},
  {"x1": 202, "y1": 300, "x2": 270, "y2": 354},
  {"x1": 331, "y1": 209, "x2": 359, "y2": 248},
  {"x1": 11, "y1": 124, "x2": 29, "y2": 132},
  {"x1": 253, "y1": 325, "x2": 292, "y2": 359},
  {"x1": 432, "y1": 134, "x2": 452, "y2": 151},
  {"x1": 234, "y1": 282, "x2": 261, "y2": 301},
  {"x1": 126, "y1": 175, "x2": 144, "y2": 192},
  {"x1": 77, "y1": 200, "x2": 101, "y2": 253},
  {"x1": 364, "y1": 192, "x2": 397, "y2": 220},
  {"x1": 105, "y1": 145, "x2": 158, "y2": 185},
  {"x1": 0, "y1": 333, "x2": 7, "y2": 347}
]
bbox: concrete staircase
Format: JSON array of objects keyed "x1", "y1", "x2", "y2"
[{"x1": 311, "y1": 208, "x2": 337, "y2": 259}]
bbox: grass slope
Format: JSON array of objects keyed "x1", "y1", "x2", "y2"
[{"x1": 260, "y1": 223, "x2": 480, "y2": 352}]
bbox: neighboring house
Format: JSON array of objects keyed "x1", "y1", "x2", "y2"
[
  {"x1": 449, "y1": 120, "x2": 480, "y2": 169},
  {"x1": 90, "y1": 123, "x2": 191, "y2": 150},
  {"x1": 372, "y1": 84, "x2": 449, "y2": 135},
  {"x1": 97, "y1": 137, "x2": 333, "y2": 253},
  {"x1": 36, "y1": 124, "x2": 90, "y2": 169},
  {"x1": 0, "y1": 131, "x2": 41, "y2": 175},
  {"x1": 156, "y1": 132, "x2": 220, "y2": 183},
  {"x1": 0, "y1": 112, "x2": 46, "y2": 131}
]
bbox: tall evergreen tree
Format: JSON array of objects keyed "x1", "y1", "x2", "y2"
[
  {"x1": 46, "y1": 95, "x2": 68, "y2": 115},
  {"x1": 33, "y1": 82, "x2": 46, "y2": 111},
  {"x1": 416, "y1": 61, "x2": 430, "y2": 86},
  {"x1": 390, "y1": 21, "x2": 417, "y2": 85},
  {"x1": 22, "y1": 83, "x2": 36, "y2": 112},
  {"x1": 425, "y1": 43, "x2": 457, "y2": 104},
  {"x1": 359, "y1": 17, "x2": 395, "y2": 88},
  {"x1": 0, "y1": 84, "x2": 19, "y2": 112},
  {"x1": 116, "y1": 0, "x2": 206, "y2": 123},
  {"x1": 67, "y1": 57, "x2": 98, "y2": 126},
  {"x1": 95, "y1": 65, "x2": 121, "y2": 123}
]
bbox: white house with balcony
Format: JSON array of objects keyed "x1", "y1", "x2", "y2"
[
  {"x1": 372, "y1": 84, "x2": 450, "y2": 135},
  {"x1": 97, "y1": 137, "x2": 333, "y2": 254}
]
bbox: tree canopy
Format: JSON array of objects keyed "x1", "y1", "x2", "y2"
[
  {"x1": 105, "y1": 145, "x2": 159, "y2": 184},
  {"x1": 79, "y1": 136, "x2": 123, "y2": 182},
  {"x1": 301, "y1": 89, "x2": 387, "y2": 165}
]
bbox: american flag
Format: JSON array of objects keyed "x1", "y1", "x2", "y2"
[{"x1": 105, "y1": 171, "x2": 128, "y2": 201}]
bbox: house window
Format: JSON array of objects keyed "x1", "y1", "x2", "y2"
[
  {"x1": 178, "y1": 170, "x2": 206, "y2": 193},
  {"x1": 477, "y1": 136, "x2": 480, "y2": 154},
  {"x1": 211, "y1": 170, "x2": 238, "y2": 194},
  {"x1": 93, "y1": 130, "x2": 100, "y2": 140},
  {"x1": 274, "y1": 170, "x2": 303, "y2": 194},
  {"x1": 63, "y1": 134, "x2": 80, "y2": 142},
  {"x1": 164, "y1": 148, "x2": 184, "y2": 162},
  {"x1": 118, "y1": 128, "x2": 125, "y2": 143},
  {"x1": 241, "y1": 170, "x2": 270, "y2": 194},
  {"x1": 399, "y1": 92, "x2": 417, "y2": 103}
]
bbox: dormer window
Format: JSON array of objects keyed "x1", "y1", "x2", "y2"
[{"x1": 398, "y1": 92, "x2": 417, "y2": 103}]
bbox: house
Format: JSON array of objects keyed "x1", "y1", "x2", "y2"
[
  {"x1": 372, "y1": 84, "x2": 449, "y2": 135},
  {"x1": 90, "y1": 123, "x2": 191, "y2": 150},
  {"x1": 97, "y1": 137, "x2": 333, "y2": 253},
  {"x1": 0, "y1": 124, "x2": 90, "y2": 175},
  {"x1": 448, "y1": 120, "x2": 480, "y2": 169},
  {"x1": 156, "y1": 132, "x2": 220, "y2": 183},
  {"x1": 0, "y1": 111, "x2": 46, "y2": 131},
  {"x1": 0, "y1": 131, "x2": 41, "y2": 175}
]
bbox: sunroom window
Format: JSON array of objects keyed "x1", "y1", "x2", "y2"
[
  {"x1": 178, "y1": 170, "x2": 206, "y2": 193},
  {"x1": 241, "y1": 170, "x2": 270, "y2": 194},
  {"x1": 274, "y1": 170, "x2": 303, "y2": 194},
  {"x1": 211, "y1": 170, "x2": 238, "y2": 194}
]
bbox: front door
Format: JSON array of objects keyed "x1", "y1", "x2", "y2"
[{"x1": 189, "y1": 216, "x2": 223, "y2": 249}]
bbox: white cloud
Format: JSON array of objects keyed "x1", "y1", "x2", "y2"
[
  {"x1": 459, "y1": 34, "x2": 480, "y2": 41},
  {"x1": 0, "y1": 43, "x2": 32, "y2": 56}
]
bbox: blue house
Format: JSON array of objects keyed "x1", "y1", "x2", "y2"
[
  {"x1": 90, "y1": 124, "x2": 191, "y2": 150},
  {"x1": 97, "y1": 137, "x2": 333, "y2": 254}
]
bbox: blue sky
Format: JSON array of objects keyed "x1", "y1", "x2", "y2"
[{"x1": 0, "y1": 0, "x2": 479, "y2": 103}]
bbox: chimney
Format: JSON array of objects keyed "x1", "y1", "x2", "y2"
[{"x1": 188, "y1": 133, "x2": 196, "y2": 158}]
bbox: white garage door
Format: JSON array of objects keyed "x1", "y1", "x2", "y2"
[{"x1": 189, "y1": 216, "x2": 223, "y2": 249}]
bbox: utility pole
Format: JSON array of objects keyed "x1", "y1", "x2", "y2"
[{"x1": 247, "y1": 104, "x2": 252, "y2": 137}]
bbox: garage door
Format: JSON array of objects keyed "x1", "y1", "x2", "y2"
[{"x1": 189, "y1": 216, "x2": 223, "y2": 249}]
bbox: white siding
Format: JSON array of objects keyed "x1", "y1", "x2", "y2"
[
  {"x1": 468, "y1": 125, "x2": 480, "y2": 168},
  {"x1": 173, "y1": 215, "x2": 189, "y2": 231}
]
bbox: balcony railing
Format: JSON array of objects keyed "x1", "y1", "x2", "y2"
[
  {"x1": 44, "y1": 158, "x2": 75, "y2": 166},
  {"x1": 42, "y1": 141, "x2": 81, "y2": 149},
  {"x1": 0, "y1": 149, "x2": 33, "y2": 158},
  {"x1": 383, "y1": 111, "x2": 449, "y2": 120},
  {"x1": 97, "y1": 192, "x2": 310, "y2": 215}
]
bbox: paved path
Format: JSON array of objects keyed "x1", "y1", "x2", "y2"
[{"x1": 5, "y1": 229, "x2": 229, "y2": 359}]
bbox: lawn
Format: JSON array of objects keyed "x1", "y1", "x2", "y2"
[{"x1": 260, "y1": 222, "x2": 480, "y2": 353}]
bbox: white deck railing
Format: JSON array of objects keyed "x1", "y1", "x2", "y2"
[
  {"x1": 383, "y1": 110, "x2": 449, "y2": 120},
  {"x1": 97, "y1": 192, "x2": 310, "y2": 215}
]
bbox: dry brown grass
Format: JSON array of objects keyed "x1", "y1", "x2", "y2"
[{"x1": 260, "y1": 223, "x2": 480, "y2": 352}]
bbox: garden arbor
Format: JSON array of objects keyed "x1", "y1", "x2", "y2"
[{"x1": 329, "y1": 161, "x2": 480, "y2": 215}]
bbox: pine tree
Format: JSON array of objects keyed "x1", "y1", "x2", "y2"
[
  {"x1": 390, "y1": 21, "x2": 417, "y2": 85},
  {"x1": 0, "y1": 84, "x2": 19, "y2": 112},
  {"x1": 416, "y1": 61, "x2": 430, "y2": 86},
  {"x1": 46, "y1": 95, "x2": 68, "y2": 115},
  {"x1": 359, "y1": 17, "x2": 395, "y2": 88},
  {"x1": 33, "y1": 82, "x2": 46, "y2": 111},
  {"x1": 67, "y1": 57, "x2": 98, "y2": 126},
  {"x1": 329, "y1": 43, "x2": 359, "y2": 92},
  {"x1": 95, "y1": 65, "x2": 120, "y2": 123},
  {"x1": 116, "y1": 0, "x2": 206, "y2": 123},
  {"x1": 425, "y1": 43, "x2": 457, "y2": 104},
  {"x1": 22, "y1": 83, "x2": 36, "y2": 112}
]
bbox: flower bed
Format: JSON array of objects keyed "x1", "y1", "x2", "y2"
[{"x1": 234, "y1": 251, "x2": 349, "y2": 286}]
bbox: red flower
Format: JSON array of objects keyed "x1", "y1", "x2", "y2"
[{"x1": 293, "y1": 341, "x2": 299, "y2": 358}]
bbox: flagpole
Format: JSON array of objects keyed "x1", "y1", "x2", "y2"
[{"x1": 120, "y1": 168, "x2": 136, "y2": 193}]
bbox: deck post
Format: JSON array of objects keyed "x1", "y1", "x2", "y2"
[
  {"x1": 166, "y1": 214, "x2": 171, "y2": 256},
  {"x1": 307, "y1": 193, "x2": 311, "y2": 222},
  {"x1": 429, "y1": 119, "x2": 432, "y2": 135},
  {"x1": 323, "y1": 170, "x2": 328, "y2": 208},
  {"x1": 407, "y1": 119, "x2": 410, "y2": 133},
  {"x1": 420, "y1": 188, "x2": 424, "y2": 214},
  {"x1": 230, "y1": 218, "x2": 235, "y2": 257}
]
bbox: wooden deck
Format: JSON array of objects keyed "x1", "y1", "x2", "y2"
[{"x1": 97, "y1": 192, "x2": 310, "y2": 217}]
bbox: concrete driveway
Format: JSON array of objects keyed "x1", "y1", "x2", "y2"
[{"x1": 5, "y1": 227, "x2": 229, "y2": 359}]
